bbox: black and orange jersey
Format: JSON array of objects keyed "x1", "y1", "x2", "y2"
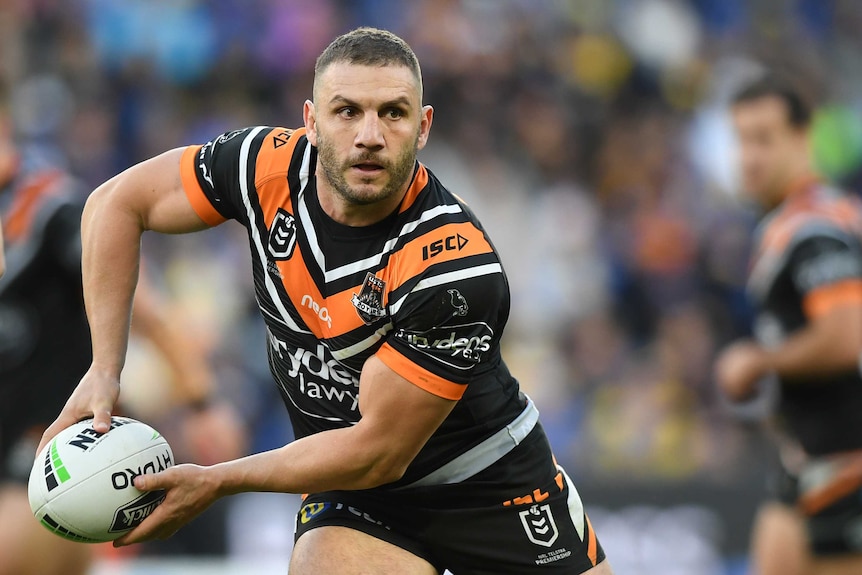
[
  {"x1": 180, "y1": 126, "x2": 528, "y2": 485},
  {"x1": 0, "y1": 162, "x2": 90, "y2": 410},
  {"x1": 748, "y1": 179, "x2": 862, "y2": 456}
]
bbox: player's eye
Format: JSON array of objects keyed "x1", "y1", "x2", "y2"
[
  {"x1": 383, "y1": 108, "x2": 404, "y2": 120},
  {"x1": 337, "y1": 107, "x2": 357, "y2": 119}
]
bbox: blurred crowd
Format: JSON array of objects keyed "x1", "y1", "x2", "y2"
[{"x1": 5, "y1": 0, "x2": 862, "y2": 495}]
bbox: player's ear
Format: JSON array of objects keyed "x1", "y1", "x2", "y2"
[
  {"x1": 303, "y1": 100, "x2": 318, "y2": 146},
  {"x1": 417, "y1": 105, "x2": 433, "y2": 151}
]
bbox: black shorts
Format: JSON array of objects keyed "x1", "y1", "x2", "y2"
[
  {"x1": 295, "y1": 425, "x2": 606, "y2": 574},
  {"x1": 0, "y1": 375, "x2": 81, "y2": 483},
  {"x1": 773, "y1": 463, "x2": 862, "y2": 556}
]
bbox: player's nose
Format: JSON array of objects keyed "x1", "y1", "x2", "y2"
[{"x1": 355, "y1": 114, "x2": 384, "y2": 150}]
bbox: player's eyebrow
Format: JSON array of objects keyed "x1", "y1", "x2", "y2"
[{"x1": 329, "y1": 95, "x2": 412, "y2": 109}]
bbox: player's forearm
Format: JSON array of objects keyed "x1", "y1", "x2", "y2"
[
  {"x1": 81, "y1": 178, "x2": 145, "y2": 376},
  {"x1": 211, "y1": 424, "x2": 407, "y2": 496},
  {"x1": 765, "y1": 311, "x2": 862, "y2": 379}
]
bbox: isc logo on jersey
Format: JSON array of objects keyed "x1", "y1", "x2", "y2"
[{"x1": 395, "y1": 322, "x2": 493, "y2": 370}]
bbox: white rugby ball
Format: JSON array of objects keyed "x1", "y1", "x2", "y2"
[{"x1": 28, "y1": 416, "x2": 173, "y2": 543}]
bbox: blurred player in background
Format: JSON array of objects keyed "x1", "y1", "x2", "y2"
[
  {"x1": 0, "y1": 82, "x2": 243, "y2": 575},
  {"x1": 715, "y1": 74, "x2": 862, "y2": 575},
  {"x1": 41, "y1": 28, "x2": 611, "y2": 574}
]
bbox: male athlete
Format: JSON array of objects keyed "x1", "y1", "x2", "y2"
[
  {"x1": 715, "y1": 74, "x2": 862, "y2": 575},
  {"x1": 40, "y1": 28, "x2": 610, "y2": 574}
]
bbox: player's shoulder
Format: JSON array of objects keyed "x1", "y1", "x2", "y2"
[
  {"x1": 246, "y1": 126, "x2": 309, "y2": 186},
  {"x1": 759, "y1": 183, "x2": 862, "y2": 257}
]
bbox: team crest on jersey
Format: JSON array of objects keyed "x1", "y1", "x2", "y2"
[
  {"x1": 519, "y1": 504, "x2": 559, "y2": 547},
  {"x1": 351, "y1": 272, "x2": 387, "y2": 324},
  {"x1": 268, "y1": 208, "x2": 297, "y2": 260}
]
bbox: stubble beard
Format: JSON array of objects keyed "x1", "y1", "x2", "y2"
[{"x1": 316, "y1": 131, "x2": 419, "y2": 207}]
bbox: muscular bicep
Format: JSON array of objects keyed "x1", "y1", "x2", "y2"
[
  {"x1": 91, "y1": 148, "x2": 210, "y2": 234},
  {"x1": 354, "y1": 355, "x2": 456, "y2": 478}
]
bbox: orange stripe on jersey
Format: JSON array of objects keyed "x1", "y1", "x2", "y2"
[
  {"x1": 180, "y1": 145, "x2": 226, "y2": 226},
  {"x1": 397, "y1": 163, "x2": 429, "y2": 214},
  {"x1": 391, "y1": 223, "x2": 493, "y2": 291},
  {"x1": 586, "y1": 514, "x2": 598, "y2": 566},
  {"x1": 376, "y1": 342, "x2": 466, "y2": 400},
  {"x1": 803, "y1": 279, "x2": 862, "y2": 319},
  {"x1": 254, "y1": 128, "x2": 302, "y2": 216},
  {"x1": 3, "y1": 170, "x2": 64, "y2": 242}
]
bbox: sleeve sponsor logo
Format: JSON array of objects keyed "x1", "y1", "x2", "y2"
[
  {"x1": 268, "y1": 208, "x2": 297, "y2": 260},
  {"x1": 272, "y1": 129, "x2": 294, "y2": 149},
  {"x1": 198, "y1": 141, "x2": 215, "y2": 189},
  {"x1": 422, "y1": 233, "x2": 469, "y2": 260},
  {"x1": 394, "y1": 321, "x2": 493, "y2": 369}
]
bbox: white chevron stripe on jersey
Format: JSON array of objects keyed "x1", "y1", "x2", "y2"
[
  {"x1": 321, "y1": 203, "x2": 465, "y2": 282},
  {"x1": 238, "y1": 127, "x2": 310, "y2": 335},
  {"x1": 389, "y1": 263, "x2": 503, "y2": 316},
  {"x1": 330, "y1": 322, "x2": 394, "y2": 362}
]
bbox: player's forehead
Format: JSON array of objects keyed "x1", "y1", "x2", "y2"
[
  {"x1": 733, "y1": 95, "x2": 794, "y2": 130},
  {"x1": 314, "y1": 62, "x2": 421, "y2": 107}
]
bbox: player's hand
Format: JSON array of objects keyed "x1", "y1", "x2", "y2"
[
  {"x1": 714, "y1": 340, "x2": 770, "y2": 402},
  {"x1": 113, "y1": 463, "x2": 219, "y2": 547},
  {"x1": 36, "y1": 365, "x2": 121, "y2": 454}
]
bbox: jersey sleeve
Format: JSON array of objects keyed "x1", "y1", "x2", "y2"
[
  {"x1": 179, "y1": 128, "x2": 260, "y2": 226},
  {"x1": 789, "y1": 232, "x2": 862, "y2": 319},
  {"x1": 377, "y1": 268, "x2": 508, "y2": 401}
]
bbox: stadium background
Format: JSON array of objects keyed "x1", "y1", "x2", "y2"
[{"x1": 4, "y1": 0, "x2": 862, "y2": 573}]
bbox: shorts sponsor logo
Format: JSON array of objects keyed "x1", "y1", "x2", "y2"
[
  {"x1": 519, "y1": 503, "x2": 559, "y2": 547},
  {"x1": 299, "y1": 502, "x2": 330, "y2": 524},
  {"x1": 395, "y1": 322, "x2": 493, "y2": 369},
  {"x1": 351, "y1": 272, "x2": 387, "y2": 325},
  {"x1": 268, "y1": 208, "x2": 297, "y2": 260}
]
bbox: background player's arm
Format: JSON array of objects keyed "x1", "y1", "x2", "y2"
[
  {"x1": 716, "y1": 304, "x2": 862, "y2": 401},
  {"x1": 38, "y1": 148, "x2": 210, "y2": 452},
  {"x1": 114, "y1": 355, "x2": 456, "y2": 545},
  {"x1": 717, "y1": 236, "x2": 862, "y2": 400}
]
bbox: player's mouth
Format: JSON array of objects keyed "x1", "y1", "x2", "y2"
[{"x1": 351, "y1": 162, "x2": 385, "y2": 175}]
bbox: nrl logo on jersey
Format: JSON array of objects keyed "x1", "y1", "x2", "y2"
[
  {"x1": 268, "y1": 208, "x2": 297, "y2": 260},
  {"x1": 351, "y1": 272, "x2": 387, "y2": 325}
]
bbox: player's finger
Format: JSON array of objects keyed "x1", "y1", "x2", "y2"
[
  {"x1": 91, "y1": 405, "x2": 113, "y2": 433},
  {"x1": 113, "y1": 506, "x2": 168, "y2": 547},
  {"x1": 133, "y1": 471, "x2": 169, "y2": 491}
]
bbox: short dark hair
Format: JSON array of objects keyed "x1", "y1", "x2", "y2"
[
  {"x1": 314, "y1": 28, "x2": 422, "y2": 98},
  {"x1": 732, "y1": 73, "x2": 813, "y2": 129}
]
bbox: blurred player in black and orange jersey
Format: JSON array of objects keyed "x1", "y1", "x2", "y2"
[
  {"x1": 715, "y1": 74, "x2": 862, "y2": 575},
  {"x1": 0, "y1": 83, "x2": 244, "y2": 575},
  {"x1": 40, "y1": 28, "x2": 612, "y2": 575}
]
